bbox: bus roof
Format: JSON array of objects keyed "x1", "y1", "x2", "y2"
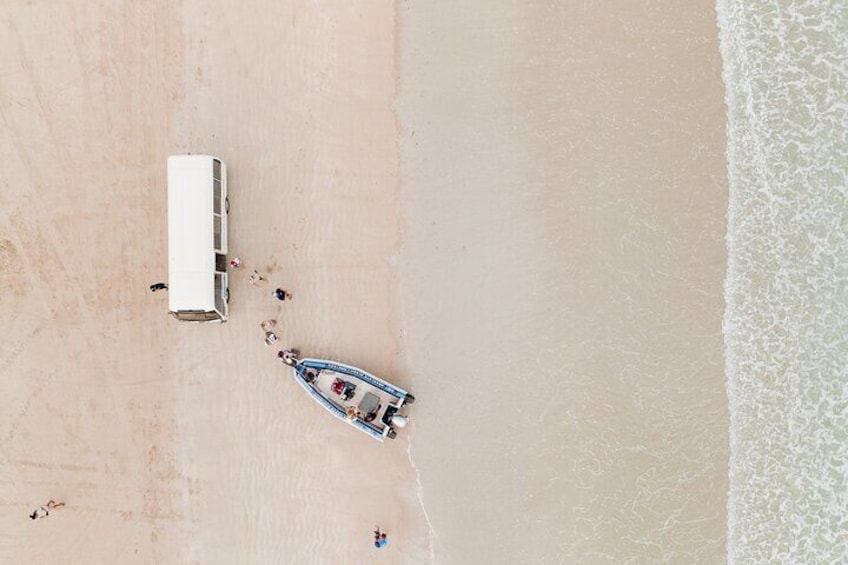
[{"x1": 167, "y1": 155, "x2": 216, "y2": 312}]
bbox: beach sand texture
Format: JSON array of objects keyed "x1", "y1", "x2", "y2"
[{"x1": 0, "y1": 1, "x2": 727, "y2": 563}]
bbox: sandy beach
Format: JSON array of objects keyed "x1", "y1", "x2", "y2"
[{"x1": 1, "y1": 1, "x2": 727, "y2": 563}]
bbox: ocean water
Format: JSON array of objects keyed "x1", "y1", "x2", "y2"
[{"x1": 717, "y1": 1, "x2": 848, "y2": 562}]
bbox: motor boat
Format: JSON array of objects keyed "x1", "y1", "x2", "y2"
[{"x1": 281, "y1": 351, "x2": 415, "y2": 441}]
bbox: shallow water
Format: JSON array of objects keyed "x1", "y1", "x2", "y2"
[{"x1": 717, "y1": 0, "x2": 848, "y2": 562}]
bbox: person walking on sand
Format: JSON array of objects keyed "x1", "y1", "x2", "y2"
[
  {"x1": 149, "y1": 282, "x2": 168, "y2": 292},
  {"x1": 273, "y1": 288, "x2": 292, "y2": 301},
  {"x1": 373, "y1": 527, "x2": 388, "y2": 549},
  {"x1": 30, "y1": 500, "x2": 65, "y2": 520},
  {"x1": 249, "y1": 270, "x2": 265, "y2": 285}
]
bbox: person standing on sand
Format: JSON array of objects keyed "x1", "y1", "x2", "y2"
[
  {"x1": 260, "y1": 319, "x2": 277, "y2": 332},
  {"x1": 30, "y1": 500, "x2": 65, "y2": 520},
  {"x1": 273, "y1": 288, "x2": 292, "y2": 301},
  {"x1": 230, "y1": 257, "x2": 241, "y2": 269},
  {"x1": 264, "y1": 331, "x2": 278, "y2": 346},
  {"x1": 373, "y1": 527, "x2": 388, "y2": 549},
  {"x1": 249, "y1": 270, "x2": 265, "y2": 285},
  {"x1": 149, "y1": 282, "x2": 168, "y2": 292}
]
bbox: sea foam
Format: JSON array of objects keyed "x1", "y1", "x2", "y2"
[{"x1": 717, "y1": 0, "x2": 848, "y2": 562}]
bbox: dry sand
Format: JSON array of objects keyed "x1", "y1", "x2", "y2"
[
  {"x1": 0, "y1": 1, "x2": 727, "y2": 564},
  {"x1": 1, "y1": 1, "x2": 425, "y2": 563}
]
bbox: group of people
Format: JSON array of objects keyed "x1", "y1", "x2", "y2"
[
  {"x1": 241, "y1": 262, "x2": 293, "y2": 348},
  {"x1": 261, "y1": 321, "x2": 297, "y2": 367},
  {"x1": 244, "y1": 257, "x2": 293, "y2": 358},
  {"x1": 374, "y1": 527, "x2": 389, "y2": 549},
  {"x1": 234, "y1": 257, "x2": 291, "y2": 302},
  {"x1": 231, "y1": 258, "x2": 293, "y2": 352}
]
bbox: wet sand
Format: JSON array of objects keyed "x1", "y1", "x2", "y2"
[
  {"x1": 0, "y1": 1, "x2": 727, "y2": 563},
  {"x1": 398, "y1": 1, "x2": 728, "y2": 563}
]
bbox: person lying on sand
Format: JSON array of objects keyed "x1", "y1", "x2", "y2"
[{"x1": 30, "y1": 500, "x2": 65, "y2": 520}]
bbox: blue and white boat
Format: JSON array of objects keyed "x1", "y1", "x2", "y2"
[{"x1": 282, "y1": 352, "x2": 415, "y2": 441}]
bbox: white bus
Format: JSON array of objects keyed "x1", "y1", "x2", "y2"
[{"x1": 167, "y1": 155, "x2": 229, "y2": 322}]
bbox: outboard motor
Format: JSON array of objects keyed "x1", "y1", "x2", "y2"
[{"x1": 390, "y1": 414, "x2": 408, "y2": 428}]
